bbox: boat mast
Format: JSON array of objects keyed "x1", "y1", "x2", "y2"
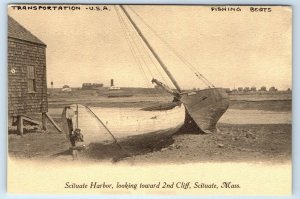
[{"x1": 120, "y1": 5, "x2": 182, "y2": 93}]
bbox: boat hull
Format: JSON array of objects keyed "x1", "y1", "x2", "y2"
[
  {"x1": 61, "y1": 104, "x2": 185, "y2": 145},
  {"x1": 180, "y1": 88, "x2": 229, "y2": 133}
]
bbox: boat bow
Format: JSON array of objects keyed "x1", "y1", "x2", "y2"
[{"x1": 180, "y1": 88, "x2": 229, "y2": 133}]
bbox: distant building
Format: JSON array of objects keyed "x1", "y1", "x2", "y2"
[
  {"x1": 238, "y1": 87, "x2": 243, "y2": 92},
  {"x1": 109, "y1": 86, "x2": 121, "y2": 91},
  {"x1": 62, "y1": 85, "x2": 72, "y2": 92},
  {"x1": 111, "y1": 79, "x2": 114, "y2": 87},
  {"x1": 62, "y1": 88, "x2": 72, "y2": 92},
  {"x1": 109, "y1": 78, "x2": 120, "y2": 90},
  {"x1": 82, "y1": 83, "x2": 103, "y2": 90}
]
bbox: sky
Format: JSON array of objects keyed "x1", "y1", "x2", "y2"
[{"x1": 8, "y1": 5, "x2": 292, "y2": 90}]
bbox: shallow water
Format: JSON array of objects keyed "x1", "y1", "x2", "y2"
[{"x1": 219, "y1": 109, "x2": 291, "y2": 124}]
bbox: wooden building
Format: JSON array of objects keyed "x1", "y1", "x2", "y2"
[{"x1": 8, "y1": 16, "x2": 48, "y2": 135}]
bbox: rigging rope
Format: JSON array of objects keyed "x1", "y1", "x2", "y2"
[
  {"x1": 128, "y1": 6, "x2": 215, "y2": 88},
  {"x1": 134, "y1": 32, "x2": 169, "y2": 86},
  {"x1": 124, "y1": 20, "x2": 170, "y2": 86},
  {"x1": 114, "y1": 6, "x2": 153, "y2": 88},
  {"x1": 117, "y1": 6, "x2": 170, "y2": 87},
  {"x1": 134, "y1": 37, "x2": 171, "y2": 97},
  {"x1": 116, "y1": 6, "x2": 154, "y2": 79},
  {"x1": 115, "y1": 6, "x2": 166, "y2": 100}
]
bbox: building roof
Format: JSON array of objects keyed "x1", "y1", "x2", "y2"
[{"x1": 8, "y1": 16, "x2": 46, "y2": 46}]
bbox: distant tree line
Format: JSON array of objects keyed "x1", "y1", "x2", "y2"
[{"x1": 228, "y1": 86, "x2": 291, "y2": 93}]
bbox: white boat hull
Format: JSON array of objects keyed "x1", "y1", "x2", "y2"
[{"x1": 62, "y1": 104, "x2": 185, "y2": 145}]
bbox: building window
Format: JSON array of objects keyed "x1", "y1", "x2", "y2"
[{"x1": 27, "y1": 65, "x2": 36, "y2": 92}]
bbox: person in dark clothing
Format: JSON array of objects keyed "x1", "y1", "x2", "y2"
[
  {"x1": 69, "y1": 128, "x2": 84, "y2": 147},
  {"x1": 65, "y1": 106, "x2": 84, "y2": 147},
  {"x1": 65, "y1": 106, "x2": 75, "y2": 141}
]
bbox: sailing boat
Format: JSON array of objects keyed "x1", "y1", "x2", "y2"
[
  {"x1": 62, "y1": 5, "x2": 229, "y2": 146},
  {"x1": 119, "y1": 6, "x2": 229, "y2": 134}
]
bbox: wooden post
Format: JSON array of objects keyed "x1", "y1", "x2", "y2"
[
  {"x1": 42, "y1": 112, "x2": 47, "y2": 130},
  {"x1": 45, "y1": 112, "x2": 62, "y2": 133},
  {"x1": 76, "y1": 104, "x2": 79, "y2": 129},
  {"x1": 17, "y1": 116, "x2": 23, "y2": 136},
  {"x1": 72, "y1": 149, "x2": 78, "y2": 160}
]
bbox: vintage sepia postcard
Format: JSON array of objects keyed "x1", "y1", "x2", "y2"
[{"x1": 7, "y1": 4, "x2": 292, "y2": 195}]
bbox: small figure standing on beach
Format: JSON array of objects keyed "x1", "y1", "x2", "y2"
[
  {"x1": 65, "y1": 106, "x2": 84, "y2": 160},
  {"x1": 65, "y1": 106, "x2": 75, "y2": 140}
]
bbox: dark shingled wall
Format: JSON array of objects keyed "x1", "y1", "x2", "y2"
[{"x1": 8, "y1": 17, "x2": 47, "y2": 118}]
